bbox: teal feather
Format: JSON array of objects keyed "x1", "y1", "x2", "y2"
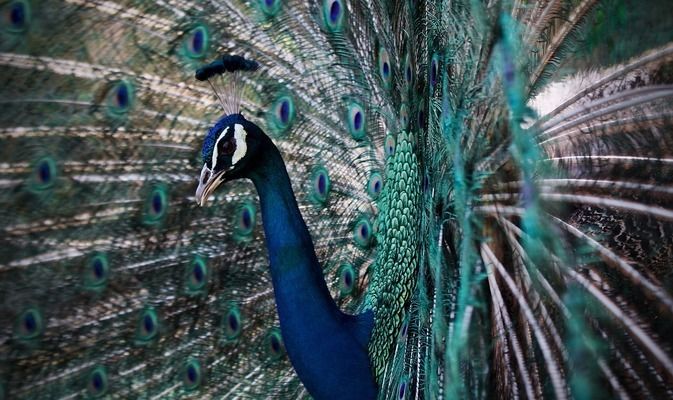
[{"x1": 2, "y1": 0, "x2": 673, "y2": 398}]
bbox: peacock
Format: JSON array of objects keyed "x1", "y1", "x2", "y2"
[{"x1": 2, "y1": 0, "x2": 673, "y2": 398}]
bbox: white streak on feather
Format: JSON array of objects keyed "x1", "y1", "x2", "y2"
[
  {"x1": 64, "y1": 0, "x2": 174, "y2": 32},
  {"x1": 482, "y1": 244, "x2": 569, "y2": 400},
  {"x1": 0, "y1": 53, "x2": 214, "y2": 108}
]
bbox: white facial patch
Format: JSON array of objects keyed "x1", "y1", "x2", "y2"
[
  {"x1": 212, "y1": 126, "x2": 230, "y2": 169},
  {"x1": 232, "y1": 124, "x2": 248, "y2": 166}
]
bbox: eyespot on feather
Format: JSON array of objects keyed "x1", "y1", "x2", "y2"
[
  {"x1": 403, "y1": 53, "x2": 412, "y2": 85},
  {"x1": 337, "y1": 263, "x2": 357, "y2": 295},
  {"x1": 353, "y1": 217, "x2": 373, "y2": 249},
  {"x1": 378, "y1": 47, "x2": 392, "y2": 88},
  {"x1": 143, "y1": 185, "x2": 168, "y2": 225},
  {"x1": 260, "y1": 0, "x2": 282, "y2": 17},
  {"x1": 323, "y1": 0, "x2": 344, "y2": 31},
  {"x1": 84, "y1": 253, "x2": 110, "y2": 290},
  {"x1": 182, "y1": 358, "x2": 203, "y2": 391},
  {"x1": 15, "y1": 307, "x2": 43, "y2": 340},
  {"x1": 184, "y1": 25, "x2": 209, "y2": 59},
  {"x1": 185, "y1": 256, "x2": 208, "y2": 295},
  {"x1": 234, "y1": 201, "x2": 256, "y2": 240},
  {"x1": 135, "y1": 308, "x2": 159, "y2": 344},
  {"x1": 398, "y1": 376, "x2": 409, "y2": 399},
  {"x1": 309, "y1": 165, "x2": 331, "y2": 206},
  {"x1": 367, "y1": 172, "x2": 383, "y2": 199},
  {"x1": 3, "y1": 1, "x2": 30, "y2": 33},
  {"x1": 399, "y1": 103, "x2": 409, "y2": 130},
  {"x1": 346, "y1": 101, "x2": 366, "y2": 141},
  {"x1": 222, "y1": 304, "x2": 243, "y2": 340},
  {"x1": 384, "y1": 134, "x2": 396, "y2": 158},
  {"x1": 268, "y1": 94, "x2": 295, "y2": 136},
  {"x1": 429, "y1": 53, "x2": 440, "y2": 90},
  {"x1": 106, "y1": 80, "x2": 134, "y2": 116},
  {"x1": 266, "y1": 328, "x2": 285, "y2": 360},
  {"x1": 85, "y1": 366, "x2": 109, "y2": 398},
  {"x1": 28, "y1": 156, "x2": 57, "y2": 191}
]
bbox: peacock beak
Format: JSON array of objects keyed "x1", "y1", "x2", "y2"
[{"x1": 195, "y1": 164, "x2": 229, "y2": 207}]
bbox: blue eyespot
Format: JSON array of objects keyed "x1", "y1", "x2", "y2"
[
  {"x1": 309, "y1": 166, "x2": 331, "y2": 206},
  {"x1": 367, "y1": 172, "x2": 383, "y2": 199},
  {"x1": 116, "y1": 84, "x2": 128, "y2": 108},
  {"x1": 31, "y1": 157, "x2": 56, "y2": 190},
  {"x1": 384, "y1": 134, "x2": 396, "y2": 158},
  {"x1": 399, "y1": 103, "x2": 409, "y2": 130},
  {"x1": 429, "y1": 53, "x2": 440, "y2": 89},
  {"x1": 152, "y1": 194, "x2": 162, "y2": 214},
  {"x1": 143, "y1": 314, "x2": 155, "y2": 334},
  {"x1": 398, "y1": 377, "x2": 409, "y2": 399},
  {"x1": 347, "y1": 102, "x2": 366, "y2": 140},
  {"x1": 267, "y1": 328, "x2": 285, "y2": 360},
  {"x1": 260, "y1": 0, "x2": 281, "y2": 17},
  {"x1": 223, "y1": 305, "x2": 242, "y2": 340},
  {"x1": 241, "y1": 209, "x2": 251, "y2": 230},
  {"x1": 107, "y1": 80, "x2": 134, "y2": 116},
  {"x1": 4, "y1": 1, "x2": 30, "y2": 33},
  {"x1": 279, "y1": 100, "x2": 290, "y2": 124},
  {"x1": 86, "y1": 366, "x2": 109, "y2": 398},
  {"x1": 185, "y1": 256, "x2": 208, "y2": 294},
  {"x1": 183, "y1": 25, "x2": 210, "y2": 59},
  {"x1": 318, "y1": 174, "x2": 326, "y2": 193},
  {"x1": 378, "y1": 48, "x2": 391, "y2": 88},
  {"x1": 323, "y1": 0, "x2": 344, "y2": 31},
  {"x1": 183, "y1": 358, "x2": 202, "y2": 390},
  {"x1": 192, "y1": 30, "x2": 204, "y2": 53},
  {"x1": 184, "y1": 26, "x2": 209, "y2": 59},
  {"x1": 403, "y1": 54, "x2": 412, "y2": 85},
  {"x1": 268, "y1": 95, "x2": 295, "y2": 136},
  {"x1": 9, "y1": 3, "x2": 24, "y2": 25},
  {"x1": 353, "y1": 217, "x2": 373, "y2": 248},
  {"x1": 136, "y1": 308, "x2": 159, "y2": 343},
  {"x1": 400, "y1": 315, "x2": 410, "y2": 338},
  {"x1": 329, "y1": 1, "x2": 340, "y2": 23},
  {"x1": 193, "y1": 263, "x2": 204, "y2": 282},
  {"x1": 92, "y1": 259, "x2": 104, "y2": 279},
  {"x1": 144, "y1": 185, "x2": 168, "y2": 225},
  {"x1": 234, "y1": 202, "x2": 256, "y2": 239},
  {"x1": 16, "y1": 307, "x2": 43, "y2": 340},
  {"x1": 354, "y1": 112, "x2": 363, "y2": 130},
  {"x1": 84, "y1": 253, "x2": 110, "y2": 289},
  {"x1": 39, "y1": 162, "x2": 50, "y2": 182},
  {"x1": 417, "y1": 101, "x2": 426, "y2": 130},
  {"x1": 338, "y1": 263, "x2": 357, "y2": 295},
  {"x1": 229, "y1": 314, "x2": 238, "y2": 331}
]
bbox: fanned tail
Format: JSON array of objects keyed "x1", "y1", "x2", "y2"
[{"x1": 2, "y1": 0, "x2": 673, "y2": 399}]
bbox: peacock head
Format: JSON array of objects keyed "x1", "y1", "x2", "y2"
[{"x1": 195, "y1": 113, "x2": 267, "y2": 206}]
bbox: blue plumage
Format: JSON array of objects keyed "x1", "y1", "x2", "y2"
[{"x1": 212, "y1": 116, "x2": 377, "y2": 398}]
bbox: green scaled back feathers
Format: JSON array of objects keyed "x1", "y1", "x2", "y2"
[{"x1": 366, "y1": 131, "x2": 421, "y2": 380}]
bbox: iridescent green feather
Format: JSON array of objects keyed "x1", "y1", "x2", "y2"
[{"x1": 366, "y1": 131, "x2": 421, "y2": 379}]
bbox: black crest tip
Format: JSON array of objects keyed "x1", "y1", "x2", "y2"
[{"x1": 195, "y1": 55, "x2": 259, "y2": 81}]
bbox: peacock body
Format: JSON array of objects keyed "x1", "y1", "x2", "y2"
[{"x1": 1, "y1": 0, "x2": 673, "y2": 399}]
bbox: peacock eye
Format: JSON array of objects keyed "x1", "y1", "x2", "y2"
[{"x1": 220, "y1": 137, "x2": 236, "y2": 155}]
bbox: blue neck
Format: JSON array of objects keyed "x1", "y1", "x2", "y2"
[{"x1": 249, "y1": 139, "x2": 377, "y2": 400}]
